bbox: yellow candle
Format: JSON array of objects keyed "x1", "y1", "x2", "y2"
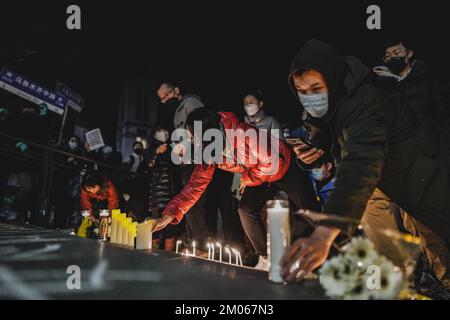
[
  {"x1": 116, "y1": 213, "x2": 126, "y2": 245},
  {"x1": 122, "y1": 218, "x2": 132, "y2": 245},
  {"x1": 127, "y1": 222, "x2": 137, "y2": 247},
  {"x1": 110, "y1": 210, "x2": 120, "y2": 244}
]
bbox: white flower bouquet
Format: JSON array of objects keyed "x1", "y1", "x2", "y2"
[{"x1": 319, "y1": 237, "x2": 406, "y2": 300}]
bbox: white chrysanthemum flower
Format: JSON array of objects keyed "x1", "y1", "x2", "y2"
[
  {"x1": 343, "y1": 281, "x2": 375, "y2": 300},
  {"x1": 368, "y1": 257, "x2": 405, "y2": 300},
  {"x1": 319, "y1": 255, "x2": 359, "y2": 298},
  {"x1": 344, "y1": 237, "x2": 379, "y2": 269}
]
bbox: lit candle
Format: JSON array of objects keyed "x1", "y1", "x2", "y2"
[
  {"x1": 207, "y1": 243, "x2": 211, "y2": 260},
  {"x1": 192, "y1": 241, "x2": 196, "y2": 257},
  {"x1": 266, "y1": 199, "x2": 291, "y2": 283},
  {"x1": 232, "y1": 248, "x2": 239, "y2": 266},
  {"x1": 211, "y1": 243, "x2": 215, "y2": 261},
  {"x1": 176, "y1": 240, "x2": 182, "y2": 254},
  {"x1": 215, "y1": 242, "x2": 222, "y2": 263},
  {"x1": 238, "y1": 251, "x2": 243, "y2": 266},
  {"x1": 225, "y1": 246, "x2": 232, "y2": 264}
]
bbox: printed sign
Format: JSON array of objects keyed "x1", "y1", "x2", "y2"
[{"x1": 85, "y1": 128, "x2": 105, "y2": 151}]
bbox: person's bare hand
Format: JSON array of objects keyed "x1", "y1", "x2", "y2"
[
  {"x1": 153, "y1": 215, "x2": 175, "y2": 232},
  {"x1": 280, "y1": 226, "x2": 340, "y2": 283},
  {"x1": 292, "y1": 146, "x2": 324, "y2": 165},
  {"x1": 156, "y1": 144, "x2": 168, "y2": 155}
]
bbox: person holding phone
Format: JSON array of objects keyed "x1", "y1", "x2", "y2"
[{"x1": 280, "y1": 39, "x2": 450, "y2": 290}]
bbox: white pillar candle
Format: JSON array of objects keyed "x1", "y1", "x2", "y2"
[
  {"x1": 225, "y1": 246, "x2": 232, "y2": 264},
  {"x1": 192, "y1": 241, "x2": 196, "y2": 257},
  {"x1": 211, "y1": 243, "x2": 215, "y2": 261},
  {"x1": 237, "y1": 251, "x2": 243, "y2": 266},
  {"x1": 232, "y1": 248, "x2": 239, "y2": 266},
  {"x1": 266, "y1": 200, "x2": 291, "y2": 283},
  {"x1": 176, "y1": 240, "x2": 182, "y2": 254},
  {"x1": 136, "y1": 221, "x2": 153, "y2": 250}
]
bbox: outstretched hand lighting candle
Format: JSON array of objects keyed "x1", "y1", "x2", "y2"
[{"x1": 216, "y1": 242, "x2": 222, "y2": 262}]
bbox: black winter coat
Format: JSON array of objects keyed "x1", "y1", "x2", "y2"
[{"x1": 289, "y1": 39, "x2": 450, "y2": 241}]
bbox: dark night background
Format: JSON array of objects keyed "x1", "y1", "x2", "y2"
[{"x1": 0, "y1": 0, "x2": 449, "y2": 144}]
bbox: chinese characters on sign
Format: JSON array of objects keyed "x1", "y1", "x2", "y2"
[
  {"x1": 0, "y1": 67, "x2": 67, "y2": 116},
  {"x1": 56, "y1": 81, "x2": 85, "y2": 113}
]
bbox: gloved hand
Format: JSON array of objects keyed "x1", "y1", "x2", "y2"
[
  {"x1": 39, "y1": 103, "x2": 49, "y2": 116},
  {"x1": 16, "y1": 142, "x2": 28, "y2": 152}
]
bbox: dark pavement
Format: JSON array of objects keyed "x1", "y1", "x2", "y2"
[{"x1": 0, "y1": 222, "x2": 324, "y2": 300}]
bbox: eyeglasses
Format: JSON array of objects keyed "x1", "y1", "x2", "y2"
[{"x1": 160, "y1": 88, "x2": 175, "y2": 103}]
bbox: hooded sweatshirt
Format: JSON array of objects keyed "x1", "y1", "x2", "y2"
[{"x1": 289, "y1": 39, "x2": 346, "y2": 112}]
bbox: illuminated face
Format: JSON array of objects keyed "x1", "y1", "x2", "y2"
[
  {"x1": 157, "y1": 84, "x2": 180, "y2": 104},
  {"x1": 85, "y1": 185, "x2": 100, "y2": 194},
  {"x1": 243, "y1": 95, "x2": 263, "y2": 108},
  {"x1": 292, "y1": 69, "x2": 328, "y2": 95}
]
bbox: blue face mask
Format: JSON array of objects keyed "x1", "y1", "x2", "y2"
[
  {"x1": 311, "y1": 168, "x2": 326, "y2": 181},
  {"x1": 298, "y1": 92, "x2": 329, "y2": 118}
]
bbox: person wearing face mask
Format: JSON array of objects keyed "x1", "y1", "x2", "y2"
[
  {"x1": 373, "y1": 40, "x2": 450, "y2": 135},
  {"x1": 152, "y1": 108, "x2": 320, "y2": 270},
  {"x1": 156, "y1": 82, "x2": 209, "y2": 248},
  {"x1": 280, "y1": 39, "x2": 450, "y2": 294},
  {"x1": 120, "y1": 140, "x2": 148, "y2": 222},
  {"x1": 62, "y1": 136, "x2": 86, "y2": 167},
  {"x1": 243, "y1": 91, "x2": 282, "y2": 138},
  {"x1": 308, "y1": 154, "x2": 335, "y2": 210},
  {"x1": 51, "y1": 136, "x2": 87, "y2": 229},
  {"x1": 157, "y1": 82, "x2": 205, "y2": 131},
  {"x1": 147, "y1": 126, "x2": 183, "y2": 251}
]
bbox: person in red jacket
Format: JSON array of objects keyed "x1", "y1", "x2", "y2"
[
  {"x1": 80, "y1": 170, "x2": 119, "y2": 214},
  {"x1": 154, "y1": 108, "x2": 319, "y2": 269}
]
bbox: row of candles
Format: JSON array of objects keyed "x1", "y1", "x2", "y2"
[{"x1": 175, "y1": 240, "x2": 243, "y2": 267}]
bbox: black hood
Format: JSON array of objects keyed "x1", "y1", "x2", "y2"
[
  {"x1": 289, "y1": 39, "x2": 370, "y2": 118},
  {"x1": 288, "y1": 39, "x2": 346, "y2": 108}
]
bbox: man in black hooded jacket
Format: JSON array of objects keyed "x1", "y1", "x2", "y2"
[
  {"x1": 280, "y1": 39, "x2": 450, "y2": 289},
  {"x1": 373, "y1": 40, "x2": 450, "y2": 135}
]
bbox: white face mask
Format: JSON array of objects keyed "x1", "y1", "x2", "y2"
[
  {"x1": 311, "y1": 167, "x2": 326, "y2": 181},
  {"x1": 298, "y1": 92, "x2": 329, "y2": 118},
  {"x1": 154, "y1": 130, "x2": 169, "y2": 143},
  {"x1": 244, "y1": 103, "x2": 260, "y2": 116},
  {"x1": 68, "y1": 142, "x2": 78, "y2": 150},
  {"x1": 103, "y1": 146, "x2": 113, "y2": 155}
]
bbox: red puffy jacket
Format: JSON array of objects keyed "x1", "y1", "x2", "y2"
[
  {"x1": 80, "y1": 179, "x2": 119, "y2": 212},
  {"x1": 163, "y1": 112, "x2": 292, "y2": 223}
]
